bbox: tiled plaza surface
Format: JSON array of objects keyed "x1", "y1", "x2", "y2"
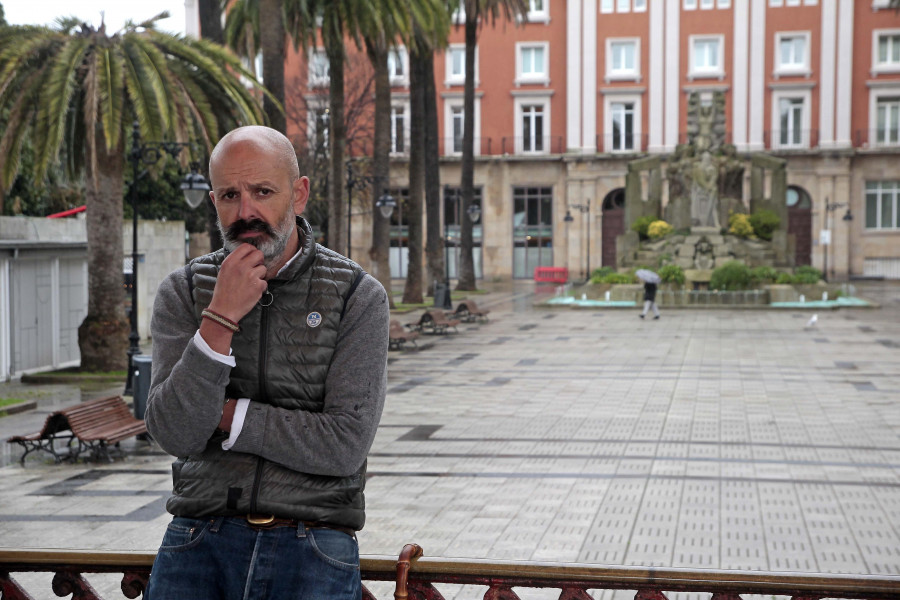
[{"x1": 1, "y1": 281, "x2": 899, "y2": 598}]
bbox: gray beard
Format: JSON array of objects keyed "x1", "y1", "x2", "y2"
[{"x1": 219, "y1": 212, "x2": 296, "y2": 271}]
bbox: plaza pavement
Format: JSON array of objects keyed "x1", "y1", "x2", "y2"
[{"x1": 1, "y1": 281, "x2": 899, "y2": 599}]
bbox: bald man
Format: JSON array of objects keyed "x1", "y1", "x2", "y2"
[{"x1": 144, "y1": 126, "x2": 389, "y2": 599}]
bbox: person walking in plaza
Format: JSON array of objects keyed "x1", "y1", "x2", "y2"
[
  {"x1": 636, "y1": 269, "x2": 661, "y2": 320},
  {"x1": 144, "y1": 126, "x2": 389, "y2": 599}
]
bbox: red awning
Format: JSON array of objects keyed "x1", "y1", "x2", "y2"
[{"x1": 46, "y1": 205, "x2": 87, "y2": 218}]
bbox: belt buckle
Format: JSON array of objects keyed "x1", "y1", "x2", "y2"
[{"x1": 247, "y1": 514, "x2": 276, "y2": 526}]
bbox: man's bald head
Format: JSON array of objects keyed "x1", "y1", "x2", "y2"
[{"x1": 209, "y1": 126, "x2": 300, "y2": 183}]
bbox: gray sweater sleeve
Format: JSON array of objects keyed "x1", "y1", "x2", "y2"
[
  {"x1": 228, "y1": 274, "x2": 389, "y2": 476},
  {"x1": 145, "y1": 268, "x2": 390, "y2": 478}
]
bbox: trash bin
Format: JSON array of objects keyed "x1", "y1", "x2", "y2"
[
  {"x1": 132, "y1": 355, "x2": 152, "y2": 421},
  {"x1": 433, "y1": 281, "x2": 452, "y2": 310}
]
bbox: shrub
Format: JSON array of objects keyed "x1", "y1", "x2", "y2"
[
  {"x1": 750, "y1": 209, "x2": 781, "y2": 241},
  {"x1": 600, "y1": 272, "x2": 636, "y2": 284},
  {"x1": 630, "y1": 215, "x2": 657, "y2": 240},
  {"x1": 658, "y1": 264, "x2": 685, "y2": 286},
  {"x1": 775, "y1": 272, "x2": 793, "y2": 284},
  {"x1": 647, "y1": 220, "x2": 674, "y2": 240},
  {"x1": 749, "y1": 266, "x2": 779, "y2": 284},
  {"x1": 793, "y1": 265, "x2": 822, "y2": 284},
  {"x1": 710, "y1": 261, "x2": 753, "y2": 291},
  {"x1": 728, "y1": 212, "x2": 754, "y2": 238},
  {"x1": 590, "y1": 266, "x2": 615, "y2": 281}
]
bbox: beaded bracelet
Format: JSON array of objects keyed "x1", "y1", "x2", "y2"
[{"x1": 201, "y1": 308, "x2": 241, "y2": 333}]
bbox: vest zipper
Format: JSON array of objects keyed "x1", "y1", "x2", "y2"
[{"x1": 249, "y1": 300, "x2": 270, "y2": 514}]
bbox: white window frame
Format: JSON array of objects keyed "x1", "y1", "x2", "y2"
[
  {"x1": 869, "y1": 86, "x2": 900, "y2": 147},
  {"x1": 606, "y1": 38, "x2": 641, "y2": 82},
  {"x1": 873, "y1": 29, "x2": 900, "y2": 75},
  {"x1": 769, "y1": 0, "x2": 783, "y2": 6},
  {"x1": 684, "y1": 0, "x2": 698, "y2": 9},
  {"x1": 774, "y1": 31, "x2": 811, "y2": 77},
  {"x1": 616, "y1": 0, "x2": 630, "y2": 11},
  {"x1": 603, "y1": 92, "x2": 642, "y2": 153},
  {"x1": 700, "y1": 0, "x2": 714, "y2": 8},
  {"x1": 451, "y1": 0, "x2": 465, "y2": 24},
  {"x1": 387, "y1": 47, "x2": 409, "y2": 87},
  {"x1": 390, "y1": 102, "x2": 410, "y2": 155},
  {"x1": 308, "y1": 49, "x2": 329, "y2": 88},
  {"x1": 516, "y1": 42, "x2": 550, "y2": 86},
  {"x1": 771, "y1": 88, "x2": 811, "y2": 149},
  {"x1": 443, "y1": 96, "x2": 481, "y2": 157},
  {"x1": 717, "y1": 0, "x2": 731, "y2": 7},
  {"x1": 601, "y1": 0, "x2": 614, "y2": 13},
  {"x1": 445, "y1": 44, "x2": 477, "y2": 87},
  {"x1": 689, "y1": 35, "x2": 725, "y2": 80},
  {"x1": 513, "y1": 94, "x2": 552, "y2": 155},
  {"x1": 865, "y1": 181, "x2": 900, "y2": 230},
  {"x1": 634, "y1": 0, "x2": 647, "y2": 12},
  {"x1": 526, "y1": 0, "x2": 550, "y2": 23},
  {"x1": 306, "y1": 102, "x2": 330, "y2": 155}
]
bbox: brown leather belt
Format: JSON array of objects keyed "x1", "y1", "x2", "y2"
[{"x1": 243, "y1": 514, "x2": 355, "y2": 537}]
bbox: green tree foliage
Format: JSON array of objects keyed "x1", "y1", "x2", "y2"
[
  {"x1": 658, "y1": 264, "x2": 686, "y2": 286},
  {"x1": 0, "y1": 15, "x2": 266, "y2": 370},
  {"x1": 630, "y1": 215, "x2": 656, "y2": 240},
  {"x1": 123, "y1": 154, "x2": 209, "y2": 233}
]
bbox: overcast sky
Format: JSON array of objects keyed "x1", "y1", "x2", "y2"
[{"x1": 3, "y1": 0, "x2": 187, "y2": 35}]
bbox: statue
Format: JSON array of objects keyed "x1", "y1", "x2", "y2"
[{"x1": 691, "y1": 151, "x2": 720, "y2": 229}]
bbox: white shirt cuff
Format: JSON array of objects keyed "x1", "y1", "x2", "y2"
[
  {"x1": 222, "y1": 398, "x2": 250, "y2": 450},
  {"x1": 193, "y1": 330, "x2": 235, "y2": 367}
]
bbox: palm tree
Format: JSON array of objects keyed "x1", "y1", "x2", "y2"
[
  {"x1": 223, "y1": 0, "x2": 260, "y2": 80},
  {"x1": 457, "y1": 0, "x2": 525, "y2": 291},
  {"x1": 0, "y1": 14, "x2": 267, "y2": 371}
]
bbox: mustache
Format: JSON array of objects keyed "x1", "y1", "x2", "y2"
[{"x1": 225, "y1": 219, "x2": 275, "y2": 240}]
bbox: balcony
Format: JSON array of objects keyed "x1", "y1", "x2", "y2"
[
  {"x1": 855, "y1": 128, "x2": 900, "y2": 150},
  {"x1": 2, "y1": 545, "x2": 899, "y2": 599}
]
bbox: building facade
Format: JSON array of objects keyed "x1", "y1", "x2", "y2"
[{"x1": 281, "y1": 0, "x2": 900, "y2": 281}]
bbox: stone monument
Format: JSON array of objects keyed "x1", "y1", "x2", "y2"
[{"x1": 617, "y1": 91, "x2": 793, "y2": 279}]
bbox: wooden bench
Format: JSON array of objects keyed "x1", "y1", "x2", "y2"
[
  {"x1": 414, "y1": 309, "x2": 460, "y2": 334},
  {"x1": 453, "y1": 299, "x2": 491, "y2": 323},
  {"x1": 6, "y1": 396, "x2": 147, "y2": 465},
  {"x1": 389, "y1": 319, "x2": 419, "y2": 350}
]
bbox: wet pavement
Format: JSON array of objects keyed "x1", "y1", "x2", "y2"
[{"x1": 1, "y1": 280, "x2": 899, "y2": 599}]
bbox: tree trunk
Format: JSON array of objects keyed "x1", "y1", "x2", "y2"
[
  {"x1": 327, "y1": 45, "x2": 346, "y2": 254},
  {"x1": 457, "y1": 13, "x2": 478, "y2": 291},
  {"x1": 197, "y1": 0, "x2": 224, "y2": 251},
  {"x1": 367, "y1": 39, "x2": 394, "y2": 307},
  {"x1": 403, "y1": 45, "x2": 426, "y2": 304},
  {"x1": 78, "y1": 130, "x2": 129, "y2": 372},
  {"x1": 197, "y1": 0, "x2": 223, "y2": 43},
  {"x1": 422, "y1": 45, "x2": 443, "y2": 294},
  {"x1": 260, "y1": 0, "x2": 286, "y2": 133}
]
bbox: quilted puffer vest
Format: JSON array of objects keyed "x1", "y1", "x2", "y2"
[{"x1": 166, "y1": 217, "x2": 369, "y2": 529}]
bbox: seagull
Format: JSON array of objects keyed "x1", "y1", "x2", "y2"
[{"x1": 805, "y1": 314, "x2": 818, "y2": 328}]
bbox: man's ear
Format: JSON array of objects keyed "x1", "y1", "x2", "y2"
[
  {"x1": 209, "y1": 190, "x2": 217, "y2": 206},
  {"x1": 293, "y1": 176, "x2": 310, "y2": 215}
]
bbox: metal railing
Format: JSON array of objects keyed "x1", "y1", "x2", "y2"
[{"x1": 3, "y1": 545, "x2": 900, "y2": 600}]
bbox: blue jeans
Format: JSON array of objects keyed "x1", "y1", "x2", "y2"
[{"x1": 146, "y1": 517, "x2": 361, "y2": 600}]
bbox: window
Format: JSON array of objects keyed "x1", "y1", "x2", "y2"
[
  {"x1": 876, "y1": 96, "x2": 900, "y2": 145},
  {"x1": 522, "y1": 104, "x2": 545, "y2": 152},
  {"x1": 517, "y1": 43, "x2": 549, "y2": 84},
  {"x1": 391, "y1": 106, "x2": 406, "y2": 154},
  {"x1": 717, "y1": 0, "x2": 731, "y2": 6},
  {"x1": 786, "y1": 0, "x2": 800, "y2": 5},
  {"x1": 451, "y1": 0, "x2": 465, "y2": 23},
  {"x1": 526, "y1": 0, "x2": 550, "y2": 22},
  {"x1": 309, "y1": 50, "x2": 329, "y2": 87},
  {"x1": 445, "y1": 45, "x2": 475, "y2": 86},
  {"x1": 779, "y1": 97, "x2": 804, "y2": 146},
  {"x1": 607, "y1": 39, "x2": 639, "y2": 80},
  {"x1": 634, "y1": 0, "x2": 647, "y2": 11},
  {"x1": 611, "y1": 102, "x2": 635, "y2": 151},
  {"x1": 776, "y1": 33, "x2": 810, "y2": 75},
  {"x1": 617, "y1": 0, "x2": 629, "y2": 11},
  {"x1": 700, "y1": 0, "x2": 714, "y2": 8},
  {"x1": 513, "y1": 186, "x2": 554, "y2": 279},
  {"x1": 603, "y1": 93, "x2": 642, "y2": 152},
  {"x1": 601, "y1": 0, "x2": 614, "y2": 13},
  {"x1": 684, "y1": 0, "x2": 698, "y2": 9},
  {"x1": 874, "y1": 31, "x2": 900, "y2": 72},
  {"x1": 865, "y1": 181, "x2": 900, "y2": 230},
  {"x1": 451, "y1": 106, "x2": 464, "y2": 153},
  {"x1": 514, "y1": 94, "x2": 551, "y2": 154},
  {"x1": 387, "y1": 48, "x2": 408, "y2": 86},
  {"x1": 769, "y1": 0, "x2": 783, "y2": 6},
  {"x1": 690, "y1": 36, "x2": 723, "y2": 78},
  {"x1": 308, "y1": 106, "x2": 329, "y2": 154}
]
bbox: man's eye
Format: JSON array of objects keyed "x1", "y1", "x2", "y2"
[{"x1": 257, "y1": 189, "x2": 272, "y2": 196}]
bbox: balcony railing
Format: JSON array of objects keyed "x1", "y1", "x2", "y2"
[
  {"x1": 855, "y1": 128, "x2": 900, "y2": 149},
  {"x1": 763, "y1": 128, "x2": 820, "y2": 150},
  {"x1": 3, "y1": 545, "x2": 900, "y2": 600},
  {"x1": 596, "y1": 133, "x2": 650, "y2": 153}
]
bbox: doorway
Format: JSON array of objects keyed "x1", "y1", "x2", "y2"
[
  {"x1": 513, "y1": 186, "x2": 554, "y2": 279},
  {"x1": 601, "y1": 188, "x2": 625, "y2": 267},
  {"x1": 787, "y1": 186, "x2": 812, "y2": 266}
]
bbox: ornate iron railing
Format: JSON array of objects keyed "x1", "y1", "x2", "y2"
[{"x1": 2, "y1": 545, "x2": 899, "y2": 600}]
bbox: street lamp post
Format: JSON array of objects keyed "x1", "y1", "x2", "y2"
[
  {"x1": 565, "y1": 201, "x2": 591, "y2": 281},
  {"x1": 345, "y1": 161, "x2": 396, "y2": 260},
  {"x1": 821, "y1": 197, "x2": 853, "y2": 282},
  {"x1": 124, "y1": 121, "x2": 210, "y2": 396}
]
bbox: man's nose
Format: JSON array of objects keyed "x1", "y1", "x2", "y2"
[{"x1": 237, "y1": 192, "x2": 259, "y2": 221}]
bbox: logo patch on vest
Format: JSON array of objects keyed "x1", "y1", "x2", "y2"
[{"x1": 306, "y1": 311, "x2": 323, "y2": 328}]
